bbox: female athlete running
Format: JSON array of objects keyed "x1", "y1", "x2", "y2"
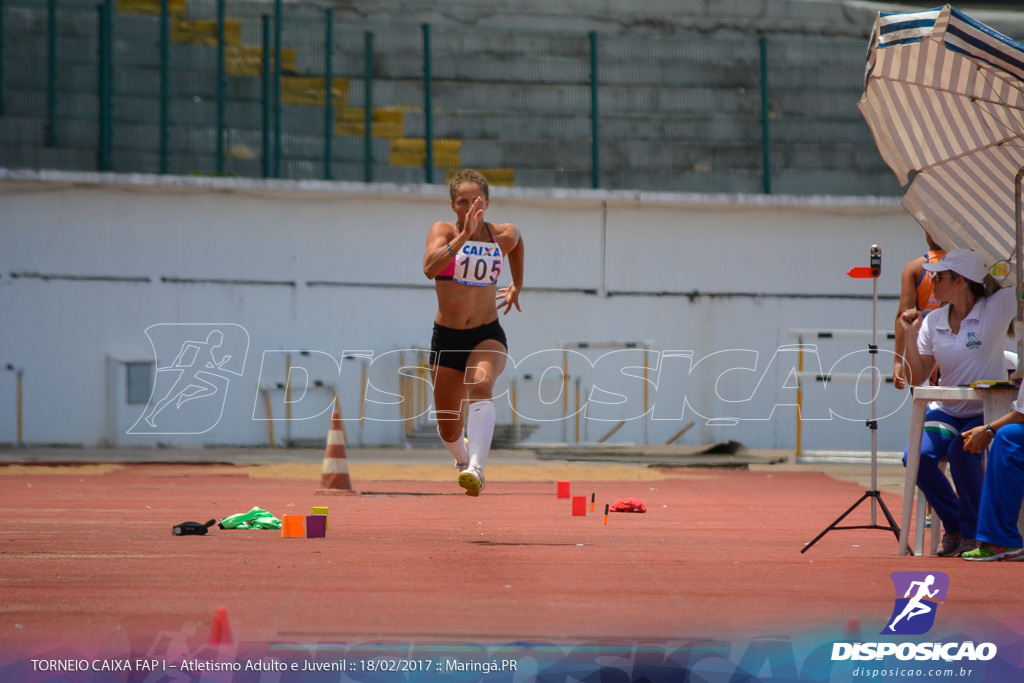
[{"x1": 422, "y1": 169, "x2": 524, "y2": 496}]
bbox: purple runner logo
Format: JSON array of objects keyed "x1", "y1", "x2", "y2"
[{"x1": 881, "y1": 571, "x2": 948, "y2": 635}]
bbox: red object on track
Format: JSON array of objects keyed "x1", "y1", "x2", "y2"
[
  {"x1": 207, "y1": 606, "x2": 234, "y2": 647},
  {"x1": 609, "y1": 497, "x2": 646, "y2": 513}
]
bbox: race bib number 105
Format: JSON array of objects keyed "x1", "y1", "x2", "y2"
[{"x1": 454, "y1": 241, "x2": 503, "y2": 286}]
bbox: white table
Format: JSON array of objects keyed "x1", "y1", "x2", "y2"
[{"x1": 899, "y1": 385, "x2": 1017, "y2": 556}]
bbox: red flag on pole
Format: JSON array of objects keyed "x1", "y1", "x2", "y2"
[{"x1": 847, "y1": 266, "x2": 875, "y2": 279}]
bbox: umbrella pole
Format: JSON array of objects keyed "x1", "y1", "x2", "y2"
[{"x1": 1016, "y1": 167, "x2": 1024, "y2": 373}]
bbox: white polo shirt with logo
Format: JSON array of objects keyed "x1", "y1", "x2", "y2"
[{"x1": 917, "y1": 286, "x2": 1016, "y2": 418}]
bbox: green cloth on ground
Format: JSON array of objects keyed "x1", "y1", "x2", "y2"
[{"x1": 219, "y1": 506, "x2": 281, "y2": 530}]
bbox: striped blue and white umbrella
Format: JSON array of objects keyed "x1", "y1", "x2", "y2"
[{"x1": 859, "y1": 4, "x2": 1024, "y2": 296}]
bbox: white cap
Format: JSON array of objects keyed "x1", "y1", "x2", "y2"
[{"x1": 921, "y1": 248, "x2": 990, "y2": 284}]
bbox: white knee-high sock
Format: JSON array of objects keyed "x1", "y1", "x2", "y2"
[
  {"x1": 467, "y1": 400, "x2": 495, "y2": 471},
  {"x1": 438, "y1": 425, "x2": 468, "y2": 467}
]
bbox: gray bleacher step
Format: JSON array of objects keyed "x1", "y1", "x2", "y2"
[
  {"x1": 0, "y1": 145, "x2": 99, "y2": 172},
  {"x1": 0, "y1": 117, "x2": 47, "y2": 146},
  {"x1": 771, "y1": 169, "x2": 902, "y2": 197},
  {"x1": 404, "y1": 423, "x2": 541, "y2": 449},
  {"x1": 515, "y1": 167, "x2": 765, "y2": 195}
]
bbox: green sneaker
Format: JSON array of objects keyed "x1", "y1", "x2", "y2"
[{"x1": 962, "y1": 543, "x2": 1024, "y2": 562}]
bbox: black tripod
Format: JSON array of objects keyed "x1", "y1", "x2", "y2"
[{"x1": 802, "y1": 245, "x2": 910, "y2": 554}]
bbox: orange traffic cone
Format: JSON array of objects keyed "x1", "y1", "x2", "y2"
[
  {"x1": 316, "y1": 411, "x2": 356, "y2": 495},
  {"x1": 845, "y1": 617, "x2": 861, "y2": 641},
  {"x1": 208, "y1": 606, "x2": 234, "y2": 648}
]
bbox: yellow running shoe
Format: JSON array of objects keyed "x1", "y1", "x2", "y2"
[{"x1": 458, "y1": 466, "x2": 484, "y2": 497}]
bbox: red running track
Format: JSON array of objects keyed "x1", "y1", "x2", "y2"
[{"x1": 1, "y1": 463, "x2": 1020, "y2": 659}]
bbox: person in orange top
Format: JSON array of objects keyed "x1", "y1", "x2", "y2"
[{"x1": 893, "y1": 233, "x2": 945, "y2": 390}]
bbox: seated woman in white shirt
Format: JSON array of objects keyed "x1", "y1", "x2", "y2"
[{"x1": 899, "y1": 249, "x2": 1014, "y2": 557}]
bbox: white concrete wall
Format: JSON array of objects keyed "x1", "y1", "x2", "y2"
[{"x1": 0, "y1": 169, "x2": 927, "y2": 452}]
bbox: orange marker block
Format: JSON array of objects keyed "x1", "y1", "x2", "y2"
[
  {"x1": 603, "y1": 503, "x2": 609, "y2": 525},
  {"x1": 557, "y1": 481, "x2": 570, "y2": 498},
  {"x1": 590, "y1": 493, "x2": 595, "y2": 512},
  {"x1": 572, "y1": 496, "x2": 586, "y2": 516},
  {"x1": 281, "y1": 514, "x2": 305, "y2": 538}
]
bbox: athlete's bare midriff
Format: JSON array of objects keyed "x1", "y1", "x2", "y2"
[{"x1": 434, "y1": 281, "x2": 499, "y2": 329}]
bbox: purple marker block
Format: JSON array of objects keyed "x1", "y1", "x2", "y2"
[{"x1": 306, "y1": 514, "x2": 327, "y2": 538}]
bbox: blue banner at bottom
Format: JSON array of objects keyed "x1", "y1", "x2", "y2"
[{"x1": 3, "y1": 616, "x2": 1023, "y2": 683}]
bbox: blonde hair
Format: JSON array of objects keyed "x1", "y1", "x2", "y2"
[
  {"x1": 966, "y1": 274, "x2": 1002, "y2": 299},
  {"x1": 448, "y1": 169, "x2": 490, "y2": 201},
  {"x1": 964, "y1": 275, "x2": 1015, "y2": 338}
]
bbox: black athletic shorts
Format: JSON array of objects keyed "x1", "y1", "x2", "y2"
[{"x1": 430, "y1": 319, "x2": 508, "y2": 372}]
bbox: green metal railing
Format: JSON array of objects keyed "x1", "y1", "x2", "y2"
[
  {"x1": 215, "y1": 0, "x2": 225, "y2": 174},
  {"x1": 159, "y1": 0, "x2": 169, "y2": 173},
  {"x1": 323, "y1": 8, "x2": 333, "y2": 181},
  {"x1": 97, "y1": 0, "x2": 111, "y2": 170},
  {"x1": 0, "y1": 0, "x2": 4, "y2": 117},
  {"x1": 590, "y1": 31, "x2": 599, "y2": 191},
  {"x1": 422, "y1": 23, "x2": 432, "y2": 185},
  {"x1": 759, "y1": 36, "x2": 771, "y2": 196},
  {"x1": 363, "y1": 30, "x2": 373, "y2": 183},
  {"x1": 46, "y1": 0, "x2": 56, "y2": 147},
  {"x1": 260, "y1": 13, "x2": 269, "y2": 178},
  {"x1": 0, "y1": 0, "x2": 899, "y2": 197},
  {"x1": 272, "y1": 0, "x2": 282, "y2": 178}
]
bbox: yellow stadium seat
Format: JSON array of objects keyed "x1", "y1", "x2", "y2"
[
  {"x1": 390, "y1": 138, "x2": 461, "y2": 168},
  {"x1": 280, "y1": 77, "x2": 349, "y2": 107},
  {"x1": 225, "y1": 46, "x2": 297, "y2": 77},
  {"x1": 172, "y1": 18, "x2": 242, "y2": 47},
  {"x1": 116, "y1": 0, "x2": 186, "y2": 16},
  {"x1": 336, "y1": 107, "x2": 405, "y2": 138}
]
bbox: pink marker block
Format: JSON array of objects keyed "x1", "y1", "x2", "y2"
[
  {"x1": 557, "y1": 481, "x2": 570, "y2": 498},
  {"x1": 572, "y1": 496, "x2": 586, "y2": 516}
]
